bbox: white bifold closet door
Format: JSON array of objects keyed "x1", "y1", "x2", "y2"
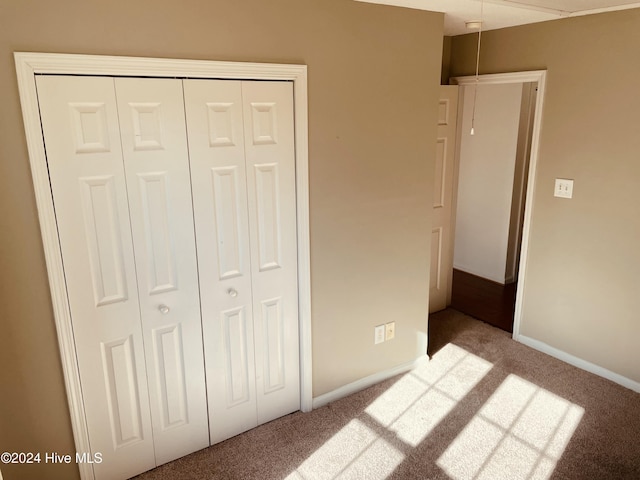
[
  {"x1": 36, "y1": 76, "x2": 209, "y2": 479},
  {"x1": 184, "y1": 79, "x2": 300, "y2": 444},
  {"x1": 36, "y1": 74, "x2": 300, "y2": 479}
]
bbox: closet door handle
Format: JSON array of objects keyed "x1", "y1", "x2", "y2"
[
  {"x1": 228, "y1": 288, "x2": 238, "y2": 298},
  {"x1": 158, "y1": 304, "x2": 170, "y2": 315}
]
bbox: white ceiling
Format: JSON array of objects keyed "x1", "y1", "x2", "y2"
[{"x1": 355, "y1": 0, "x2": 640, "y2": 35}]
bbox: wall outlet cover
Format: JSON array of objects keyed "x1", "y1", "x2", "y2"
[
  {"x1": 385, "y1": 322, "x2": 395, "y2": 341},
  {"x1": 374, "y1": 325, "x2": 385, "y2": 345}
]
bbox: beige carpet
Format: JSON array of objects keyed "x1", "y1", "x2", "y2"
[{"x1": 133, "y1": 309, "x2": 640, "y2": 479}]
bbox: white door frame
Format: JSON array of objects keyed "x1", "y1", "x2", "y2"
[
  {"x1": 451, "y1": 70, "x2": 547, "y2": 341},
  {"x1": 14, "y1": 52, "x2": 312, "y2": 480}
]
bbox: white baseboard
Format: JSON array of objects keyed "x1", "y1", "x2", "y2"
[
  {"x1": 312, "y1": 356, "x2": 428, "y2": 409},
  {"x1": 516, "y1": 334, "x2": 640, "y2": 393}
]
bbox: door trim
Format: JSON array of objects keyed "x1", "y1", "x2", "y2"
[
  {"x1": 14, "y1": 52, "x2": 312, "y2": 480},
  {"x1": 451, "y1": 70, "x2": 547, "y2": 342}
]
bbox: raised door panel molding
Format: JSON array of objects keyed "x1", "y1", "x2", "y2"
[
  {"x1": 434, "y1": 138, "x2": 447, "y2": 209},
  {"x1": 211, "y1": 166, "x2": 243, "y2": 279},
  {"x1": 251, "y1": 102, "x2": 278, "y2": 145},
  {"x1": 137, "y1": 172, "x2": 177, "y2": 294},
  {"x1": 152, "y1": 325, "x2": 189, "y2": 430},
  {"x1": 79, "y1": 175, "x2": 129, "y2": 307},
  {"x1": 431, "y1": 227, "x2": 443, "y2": 291},
  {"x1": 254, "y1": 163, "x2": 282, "y2": 272},
  {"x1": 129, "y1": 102, "x2": 164, "y2": 151},
  {"x1": 69, "y1": 102, "x2": 111, "y2": 153},
  {"x1": 207, "y1": 102, "x2": 236, "y2": 147},
  {"x1": 223, "y1": 307, "x2": 252, "y2": 407},
  {"x1": 438, "y1": 99, "x2": 450, "y2": 126},
  {"x1": 101, "y1": 336, "x2": 145, "y2": 449},
  {"x1": 260, "y1": 297, "x2": 285, "y2": 394}
]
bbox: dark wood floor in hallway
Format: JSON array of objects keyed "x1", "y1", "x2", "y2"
[{"x1": 450, "y1": 268, "x2": 517, "y2": 332}]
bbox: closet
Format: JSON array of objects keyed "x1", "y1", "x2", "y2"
[{"x1": 36, "y1": 75, "x2": 300, "y2": 479}]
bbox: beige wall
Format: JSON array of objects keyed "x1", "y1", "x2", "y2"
[
  {"x1": 451, "y1": 10, "x2": 640, "y2": 384},
  {"x1": 0, "y1": 1, "x2": 443, "y2": 478},
  {"x1": 453, "y1": 82, "x2": 523, "y2": 283}
]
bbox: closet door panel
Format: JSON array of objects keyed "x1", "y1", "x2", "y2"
[
  {"x1": 183, "y1": 79, "x2": 258, "y2": 444},
  {"x1": 115, "y1": 77, "x2": 209, "y2": 464},
  {"x1": 242, "y1": 81, "x2": 300, "y2": 424},
  {"x1": 36, "y1": 75, "x2": 155, "y2": 480}
]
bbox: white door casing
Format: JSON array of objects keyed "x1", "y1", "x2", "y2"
[
  {"x1": 15, "y1": 53, "x2": 311, "y2": 480},
  {"x1": 429, "y1": 85, "x2": 459, "y2": 313},
  {"x1": 451, "y1": 70, "x2": 548, "y2": 342},
  {"x1": 505, "y1": 83, "x2": 537, "y2": 284}
]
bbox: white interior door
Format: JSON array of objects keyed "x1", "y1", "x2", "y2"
[
  {"x1": 36, "y1": 75, "x2": 156, "y2": 480},
  {"x1": 114, "y1": 77, "x2": 209, "y2": 464},
  {"x1": 430, "y1": 85, "x2": 458, "y2": 313},
  {"x1": 183, "y1": 79, "x2": 300, "y2": 444}
]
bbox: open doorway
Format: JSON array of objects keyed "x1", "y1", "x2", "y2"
[{"x1": 432, "y1": 71, "x2": 546, "y2": 337}]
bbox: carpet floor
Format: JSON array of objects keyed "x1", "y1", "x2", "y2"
[{"x1": 133, "y1": 309, "x2": 640, "y2": 479}]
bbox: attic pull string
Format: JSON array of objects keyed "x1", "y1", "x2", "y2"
[{"x1": 470, "y1": 0, "x2": 484, "y2": 136}]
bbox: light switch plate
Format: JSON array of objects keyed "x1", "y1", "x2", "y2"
[{"x1": 554, "y1": 178, "x2": 574, "y2": 199}]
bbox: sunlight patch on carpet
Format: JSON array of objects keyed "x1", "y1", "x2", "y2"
[
  {"x1": 365, "y1": 343, "x2": 493, "y2": 446},
  {"x1": 437, "y1": 374, "x2": 584, "y2": 480},
  {"x1": 284, "y1": 418, "x2": 404, "y2": 480}
]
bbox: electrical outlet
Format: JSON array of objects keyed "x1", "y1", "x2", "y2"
[
  {"x1": 554, "y1": 178, "x2": 574, "y2": 198},
  {"x1": 374, "y1": 325, "x2": 385, "y2": 345},
  {"x1": 385, "y1": 322, "x2": 395, "y2": 341}
]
